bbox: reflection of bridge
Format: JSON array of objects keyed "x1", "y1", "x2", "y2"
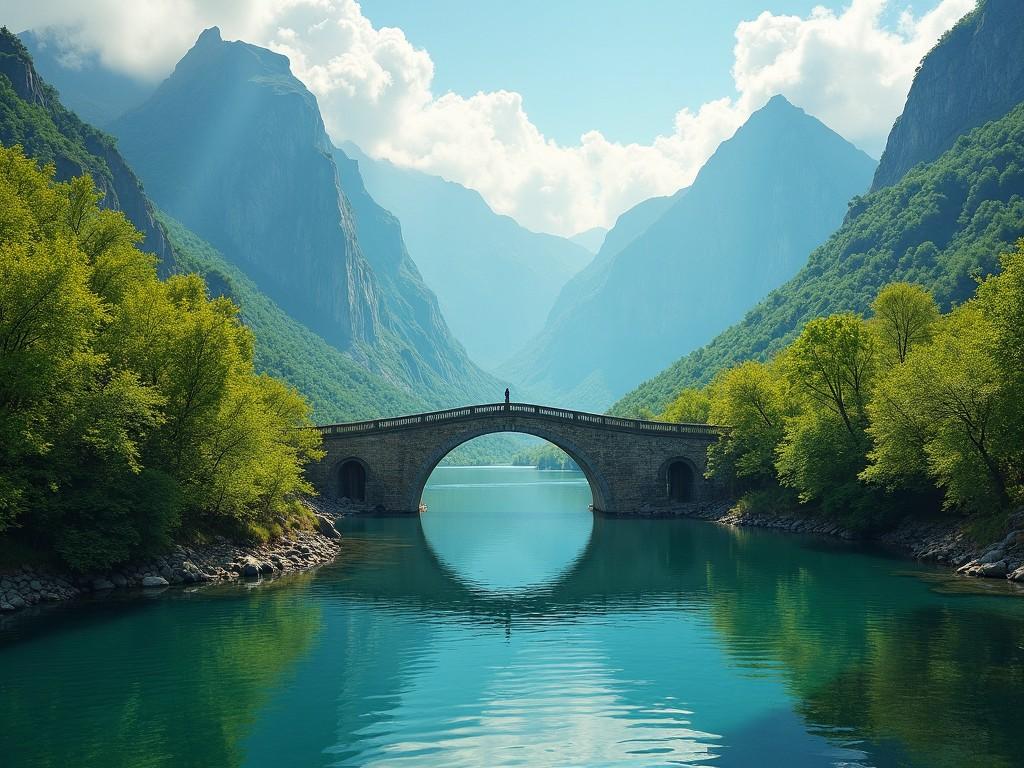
[{"x1": 306, "y1": 402, "x2": 721, "y2": 515}]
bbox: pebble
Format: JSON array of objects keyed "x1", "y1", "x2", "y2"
[{"x1": 0, "y1": 505, "x2": 342, "y2": 614}]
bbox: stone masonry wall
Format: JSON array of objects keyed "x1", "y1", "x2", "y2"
[{"x1": 306, "y1": 412, "x2": 720, "y2": 515}]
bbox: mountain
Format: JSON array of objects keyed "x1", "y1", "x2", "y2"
[
  {"x1": 503, "y1": 96, "x2": 877, "y2": 410},
  {"x1": 569, "y1": 226, "x2": 607, "y2": 254},
  {"x1": 111, "y1": 28, "x2": 499, "y2": 405},
  {"x1": 18, "y1": 30, "x2": 155, "y2": 126},
  {"x1": 161, "y1": 213, "x2": 423, "y2": 421},
  {"x1": 0, "y1": 28, "x2": 173, "y2": 269},
  {"x1": 872, "y1": 0, "x2": 1024, "y2": 190},
  {"x1": 340, "y1": 143, "x2": 593, "y2": 369},
  {"x1": 613, "y1": 0, "x2": 1023, "y2": 419},
  {"x1": 0, "y1": 27, "x2": 464, "y2": 424},
  {"x1": 614, "y1": 100, "x2": 1024, "y2": 417}
]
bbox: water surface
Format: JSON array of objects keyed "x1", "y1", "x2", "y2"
[{"x1": 2, "y1": 466, "x2": 1024, "y2": 767}]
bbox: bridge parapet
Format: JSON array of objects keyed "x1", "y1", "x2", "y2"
[{"x1": 316, "y1": 402, "x2": 719, "y2": 438}]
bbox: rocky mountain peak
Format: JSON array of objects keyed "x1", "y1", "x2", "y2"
[{"x1": 0, "y1": 27, "x2": 49, "y2": 107}]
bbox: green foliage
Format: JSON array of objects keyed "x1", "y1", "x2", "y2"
[
  {"x1": 159, "y1": 213, "x2": 423, "y2": 422},
  {"x1": 511, "y1": 443, "x2": 580, "y2": 471},
  {"x1": 659, "y1": 388, "x2": 710, "y2": 424},
  {"x1": 705, "y1": 361, "x2": 790, "y2": 488},
  {"x1": 613, "y1": 100, "x2": 1024, "y2": 418},
  {"x1": 693, "y1": 245, "x2": 1024, "y2": 529},
  {"x1": 0, "y1": 146, "x2": 322, "y2": 569},
  {"x1": 870, "y1": 282, "x2": 940, "y2": 365}
]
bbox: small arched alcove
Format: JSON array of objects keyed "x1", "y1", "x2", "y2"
[
  {"x1": 665, "y1": 459, "x2": 695, "y2": 503},
  {"x1": 338, "y1": 458, "x2": 367, "y2": 502}
]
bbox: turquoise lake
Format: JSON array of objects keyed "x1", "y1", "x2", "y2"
[{"x1": 2, "y1": 465, "x2": 1024, "y2": 767}]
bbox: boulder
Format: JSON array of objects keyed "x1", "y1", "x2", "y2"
[
  {"x1": 315, "y1": 514, "x2": 341, "y2": 540},
  {"x1": 92, "y1": 578, "x2": 115, "y2": 591},
  {"x1": 141, "y1": 575, "x2": 169, "y2": 587},
  {"x1": 1010, "y1": 565, "x2": 1024, "y2": 582},
  {"x1": 111, "y1": 573, "x2": 128, "y2": 588},
  {"x1": 0, "y1": 601, "x2": 14, "y2": 612},
  {"x1": 980, "y1": 561, "x2": 1008, "y2": 579},
  {"x1": 241, "y1": 558, "x2": 261, "y2": 578},
  {"x1": 978, "y1": 549, "x2": 1006, "y2": 565}
]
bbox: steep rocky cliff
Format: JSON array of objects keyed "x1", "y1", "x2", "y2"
[
  {"x1": 341, "y1": 143, "x2": 592, "y2": 370},
  {"x1": 0, "y1": 28, "x2": 173, "y2": 270},
  {"x1": 872, "y1": 0, "x2": 1024, "y2": 190},
  {"x1": 112, "y1": 28, "x2": 497, "y2": 403},
  {"x1": 504, "y1": 96, "x2": 876, "y2": 409}
]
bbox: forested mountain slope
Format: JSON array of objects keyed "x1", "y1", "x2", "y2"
[
  {"x1": 341, "y1": 142, "x2": 592, "y2": 370},
  {"x1": 504, "y1": 96, "x2": 876, "y2": 410},
  {"x1": 872, "y1": 0, "x2": 1024, "y2": 190},
  {"x1": 0, "y1": 28, "x2": 172, "y2": 269},
  {"x1": 19, "y1": 29, "x2": 154, "y2": 127},
  {"x1": 0, "y1": 30, "x2": 460, "y2": 423},
  {"x1": 613, "y1": 101, "x2": 1024, "y2": 416},
  {"x1": 112, "y1": 28, "x2": 500, "y2": 405}
]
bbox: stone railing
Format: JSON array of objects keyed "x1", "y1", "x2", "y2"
[{"x1": 315, "y1": 402, "x2": 720, "y2": 438}]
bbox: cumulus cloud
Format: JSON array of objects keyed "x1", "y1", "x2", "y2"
[{"x1": 3, "y1": 0, "x2": 975, "y2": 235}]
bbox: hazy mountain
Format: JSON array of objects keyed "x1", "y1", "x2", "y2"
[
  {"x1": 111, "y1": 28, "x2": 499, "y2": 405},
  {"x1": 0, "y1": 28, "x2": 173, "y2": 269},
  {"x1": 18, "y1": 30, "x2": 155, "y2": 126},
  {"x1": 569, "y1": 226, "x2": 607, "y2": 254},
  {"x1": 0, "y1": 27, "x2": 466, "y2": 423},
  {"x1": 340, "y1": 143, "x2": 592, "y2": 370},
  {"x1": 503, "y1": 96, "x2": 877, "y2": 410},
  {"x1": 872, "y1": 0, "x2": 1024, "y2": 191},
  {"x1": 615, "y1": 4, "x2": 1024, "y2": 417}
]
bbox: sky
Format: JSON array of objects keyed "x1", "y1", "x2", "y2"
[{"x1": 3, "y1": 0, "x2": 976, "y2": 236}]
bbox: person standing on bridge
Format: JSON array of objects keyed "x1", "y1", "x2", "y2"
[{"x1": 505, "y1": 387, "x2": 510, "y2": 405}]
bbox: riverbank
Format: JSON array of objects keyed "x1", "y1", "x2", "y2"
[
  {"x1": 677, "y1": 499, "x2": 1024, "y2": 583},
  {"x1": 0, "y1": 506, "x2": 343, "y2": 615}
]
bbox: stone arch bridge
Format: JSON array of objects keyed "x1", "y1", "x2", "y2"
[{"x1": 306, "y1": 402, "x2": 721, "y2": 515}]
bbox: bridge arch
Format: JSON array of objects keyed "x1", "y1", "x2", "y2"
[
  {"x1": 307, "y1": 402, "x2": 720, "y2": 515},
  {"x1": 405, "y1": 424, "x2": 612, "y2": 513}
]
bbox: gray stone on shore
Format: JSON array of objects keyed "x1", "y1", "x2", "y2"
[
  {"x1": 141, "y1": 575, "x2": 169, "y2": 587},
  {"x1": 92, "y1": 578, "x2": 115, "y2": 590},
  {"x1": 316, "y1": 514, "x2": 341, "y2": 540}
]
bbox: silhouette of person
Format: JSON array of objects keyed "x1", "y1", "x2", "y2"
[{"x1": 504, "y1": 387, "x2": 510, "y2": 404}]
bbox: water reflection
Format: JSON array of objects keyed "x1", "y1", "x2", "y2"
[
  {"x1": 420, "y1": 466, "x2": 593, "y2": 595},
  {"x1": 2, "y1": 468, "x2": 1024, "y2": 767}
]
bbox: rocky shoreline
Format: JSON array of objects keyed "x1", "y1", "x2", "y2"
[
  {"x1": 0, "y1": 508, "x2": 343, "y2": 615},
  {"x1": 674, "y1": 500, "x2": 1024, "y2": 584}
]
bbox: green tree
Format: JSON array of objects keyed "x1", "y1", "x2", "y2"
[
  {"x1": 660, "y1": 387, "x2": 710, "y2": 424},
  {"x1": 870, "y1": 282, "x2": 940, "y2": 365},
  {"x1": 704, "y1": 361, "x2": 789, "y2": 487},
  {"x1": 0, "y1": 145, "x2": 323, "y2": 568},
  {"x1": 776, "y1": 314, "x2": 881, "y2": 522}
]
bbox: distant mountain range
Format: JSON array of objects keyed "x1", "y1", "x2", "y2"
[
  {"x1": 19, "y1": 29, "x2": 154, "y2": 127},
  {"x1": 615, "y1": 0, "x2": 1024, "y2": 417},
  {"x1": 340, "y1": 143, "x2": 593, "y2": 370},
  {"x1": 503, "y1": 95, "x2": 877, "y2": 410},
  {"x1": 109, "y1": 27, "x2": 500, "y2": 405}
]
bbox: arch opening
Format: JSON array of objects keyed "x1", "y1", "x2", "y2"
[
  {"x1": 419, "y1": 433, "x2": 595, "y2": 595},
  {"x1": 407, "y1": 427, "x2": 611, "y2": 514},
  {"x1": 667, "y1": 460, "x2": 695, "y2": 503},
  {"x1": 339, "y1": 459, "x2": 367, "y2": 502}
]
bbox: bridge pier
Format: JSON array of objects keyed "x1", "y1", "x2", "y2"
[{"x1": 306, "y1": 403, "x2": 721, "y2": 515}]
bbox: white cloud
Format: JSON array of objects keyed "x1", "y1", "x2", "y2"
[{"x1": 3, "y1": 0, "x2": 976, "y2": 235}]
